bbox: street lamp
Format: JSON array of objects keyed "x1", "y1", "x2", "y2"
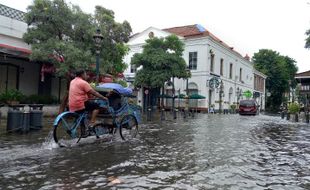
[
  {"x1": 219, "y1": 80, "x2": 224, "y2": 113},
  {"x1": 236, "y1": 87, "x2": 241, "y2": 103},
  {"x1": 167, "y1": 80, "x2": 176, "y2": 119},
  {"x1": 93, "y1": 28, "x2": 103, "y2": 83},
  {"x1": 184, "y1": 68, "x2": 191, "y2": 118}
]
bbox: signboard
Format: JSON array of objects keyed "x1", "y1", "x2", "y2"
[{"x1": 209, "y1": 77, "x2": 221, "y2": 89}]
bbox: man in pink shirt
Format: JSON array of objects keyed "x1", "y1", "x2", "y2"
[{"x1": 69, "y1": 70, "x2": 108, "y2": 127}]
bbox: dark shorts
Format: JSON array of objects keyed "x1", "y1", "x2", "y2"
[{"x1": 75, "y1": 100, "x2": 100, "y2": 114}]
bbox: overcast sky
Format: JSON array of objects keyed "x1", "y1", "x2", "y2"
[{"x1": 1, "y1": 0, "x2": 310, "y2": 72}]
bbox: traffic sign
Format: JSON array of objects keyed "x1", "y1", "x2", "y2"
[{"x1": 144, "y1": 89, "x2": 149, "y2": 95}]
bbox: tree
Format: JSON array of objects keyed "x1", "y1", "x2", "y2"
[
  {"x1": 131, "y1": 35, "x2": 190, "y2": 88},
  {"x1": 305, "y1": 29, "x2": 310, "y2": 49},
  {"x1": 252, "y1": 49, "x2": 298, "y2": 111},
  {"x1": 23, "y1": 0, "x2": 132, "y2": 78}
]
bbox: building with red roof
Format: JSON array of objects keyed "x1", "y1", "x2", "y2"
[{"x1": 124, "y1": 24, "x2": 266, "y2": 111}]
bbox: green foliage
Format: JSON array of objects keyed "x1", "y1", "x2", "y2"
[
  {"x1": 252, "y1": 49, "x2": 298, "y2": 111},
  {"x1": 23, "y1": 0, "x2": 131, "y2": 78},
  {"x1": 288, "y1": 102, "x2": 300, "y2": 114},
  {"x1": 230, "y1": 104, "x2": 237, "y2": 110},
  {"x1": 131, "y1": 35, "x2": 189, "y2": 88},
  {"x1": 0, "y1": 89, "x2": 24, "y2": 102},
  {"x1": 305, "y1": 29, "x2": 310, "y2": 49}
]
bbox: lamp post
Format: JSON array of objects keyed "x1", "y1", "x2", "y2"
[
  {"x1": 236, "y1": 87, "x2": 241, "y2": 103},
  {"x1": 184, "y1": 68, "x2": 191, "y2": 118},
  {"x1": 93, "y1": 29, "x2": 103, "y2": 83},
  {"x1": 288, "y1": 79, "x2": 291, "y2": 103},
  {"x1": 219, "y1": 80, "x2": 224, "y2": 114}
]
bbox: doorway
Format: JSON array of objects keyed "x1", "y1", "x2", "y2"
[{"x1": 0, "y1": 63, "x2": 19, "y2": 93}]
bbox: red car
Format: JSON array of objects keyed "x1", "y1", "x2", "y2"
[{"x1": 239, "y1": 100, "x2": 258, "y2": 115}]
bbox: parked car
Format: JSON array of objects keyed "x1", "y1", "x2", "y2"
[{"x1": 239, "y1": 100, "x2": 258, "y2": 115}]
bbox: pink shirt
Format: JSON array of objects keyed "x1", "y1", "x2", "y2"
[{"x1": 68, "y1": 77, "x2": 92, "y2": 112}]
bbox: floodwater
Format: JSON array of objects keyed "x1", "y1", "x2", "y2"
[{"x1": 0, "y1": 114, "x2": 310, "y2": 189}]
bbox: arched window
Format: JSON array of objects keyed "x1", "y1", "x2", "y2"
[{"x1": 188, "y1": 82, "x2": 199, "y2": 108}]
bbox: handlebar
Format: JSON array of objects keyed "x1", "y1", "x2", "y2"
[{"x1": 91, "y1": 98, "x2": 110, "y2": 108}]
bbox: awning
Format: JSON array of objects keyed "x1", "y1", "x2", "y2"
[{"x1": 0, "y1": 43, "x2": 31, "y2": 58}]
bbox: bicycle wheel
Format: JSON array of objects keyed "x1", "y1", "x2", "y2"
[
  {"x1": 119, "y1": 114, "x2": 138, "y2": 140},
  {"x1": 53, "y1": 112, "x2": 82, "y2": 147},
  {"x1": 92, "y1": 123, "x2": 113, "y2": 139}
]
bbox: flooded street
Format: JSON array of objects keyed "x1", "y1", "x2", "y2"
[{"x1": 0, "y1": 114, "x2": 310, "y2": 189}]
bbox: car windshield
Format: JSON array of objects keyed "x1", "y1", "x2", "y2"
[{"x1": 240, "y1": 100, "x2": 256, "y2": 106}]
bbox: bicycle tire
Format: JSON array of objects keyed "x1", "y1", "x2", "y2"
[
  {"x1": 53, "y1": 112, "x2": 82, "y2": 147},
  {"x1": 119, "y1": 114, "x2": 138, "y2": 140}
]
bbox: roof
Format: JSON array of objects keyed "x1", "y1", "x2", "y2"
[
  {"x1": 295, "y1": 70, "x2": 310, "y2": 78},
  {"x1": 163, "y1": 24, "x2": 245, "y2": 59},
  {"x1": 0, "y1": 43, "x2": 31, "y2": 58}
]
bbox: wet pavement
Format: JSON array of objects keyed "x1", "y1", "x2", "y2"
[{"x1": 0, "y1": 114, "x2": 310, "y2": 189}]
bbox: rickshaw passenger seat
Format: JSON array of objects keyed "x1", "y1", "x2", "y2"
[{"x1": 108, "y1": 92, "x2": 122, "y2": 111}]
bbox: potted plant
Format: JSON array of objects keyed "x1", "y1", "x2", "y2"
[
  {"x1": 230, "y1": 104, "x2": 237, "y2": 114},
  {"x1": 0, "y1": 89, "x2": 24, "y2": 105},
  {"x1": 288, "y1": 102, "x2": 300, "y2": 122}
]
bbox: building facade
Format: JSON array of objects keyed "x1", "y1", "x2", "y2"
[
  {"x1": 124, "y1": 25, "x2": 266, "y2": 111},
  {"x1": 295, "y1": 70, "x2": 310, "y2": 110},
  {"x1": 0, "y1": 4, "x2": 66, "y2": 101}
]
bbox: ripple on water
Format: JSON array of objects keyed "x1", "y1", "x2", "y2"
[{"x1": 0, "y1": 114, "x2": 310, "y2": 189}]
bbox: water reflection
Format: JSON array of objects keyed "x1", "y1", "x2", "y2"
[{"x1": 0, "y1": 114, "x2": 309, "y2": 189}]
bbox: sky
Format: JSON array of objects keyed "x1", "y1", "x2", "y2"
[{"x1": 1, "y1": 0, "x2": 310, "y2": 72}]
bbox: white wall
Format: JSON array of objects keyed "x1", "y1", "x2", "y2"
[
  {"x1": 124, "y1": 27, "x2": 258, "y2": 110},
  {"x1": 0, "y1": 15, "x2": 30, "y2": 50}
]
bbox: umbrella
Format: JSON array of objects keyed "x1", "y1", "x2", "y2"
[
  {"x1": 189, "y1": 94, "x2": 206, "y2": 99},
  {"x1": 96, "y1": 83, "x2": 133, "y2": 95},
  {"x1": 175, "y1": 94, "x2": 186, "y2": 99}
]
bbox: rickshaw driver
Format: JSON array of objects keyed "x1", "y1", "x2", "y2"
[{"x1": 68, "y1": 69, "x2": 108, "y2": 129}]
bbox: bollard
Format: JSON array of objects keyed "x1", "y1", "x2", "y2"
[
  {"x1": 21, "y1": 111, "x2": 30, "y2": 133},
  {"x1": 191, "y1": 109, "x2": 195, "y2": 118},
  {"x1": 286, "y1": 113, "x2": 290, "y2": 121},
  {"x1": 7, "y1": 105, "x2": 25, "y2": 133},
  {"x1": 295, "y1": 114, "x2": 299, "y2": 122},
  {"x1": 160, "y1": 108, "x2": 165, "y2": 121},
  {"x1": 173, "y1": 108, "x2": 177, "y2": 119},
  {"x1": 281, "y1": 111, "x2": 285, "y2": 119},
  {"x1": 147, "y1": 107, "x2": 152, "y2": 121},
  {"x1": 0, "y1": 104, "x2": 3, "y2": 127},
  {"x1": 306, "y1": 113, "x2": 309, "y2": 123},
  {"x1": 29, "y1": 104, "x2": 44, "y2": 130}
]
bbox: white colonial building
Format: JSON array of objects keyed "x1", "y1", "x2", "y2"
[{"x1": 124, "y1": 24, "x2": 266, "y2": 112}]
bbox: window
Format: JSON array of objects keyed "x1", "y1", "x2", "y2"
[
  {"x1": 229, "y1": 63, "x2": 233, "y2": 79},
  {"x1": 220, "y1": 58, "x2": 224, "y2": 76},
  {"x1": 189, "y1": 52, "x2": 197, "y2": 70},
  {"x1": 130, "y1": 64, "x2": 136, "y2": 73},
  {"x1": 210, "y1": 54, "x2": 215, "y2": 72},
  {"x1": 239, "y1": 68, "x2": 242, "y2": 81}
]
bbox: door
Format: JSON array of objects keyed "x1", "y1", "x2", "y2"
[{"x1": 0, "y1": 64, "x2": 18, "y2": 93}]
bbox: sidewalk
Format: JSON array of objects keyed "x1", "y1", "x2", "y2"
[{"x1": 0, "y1": 105, "x2": 60, "y2": 118}]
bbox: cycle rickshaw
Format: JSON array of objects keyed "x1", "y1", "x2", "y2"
[{"x1": 53, "y1": 83, "x2": 141, "y2": 147}]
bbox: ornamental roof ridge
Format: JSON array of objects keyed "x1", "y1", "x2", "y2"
[{"x1": 0, "y1": 3, "x2": 25, "y2": 22}]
